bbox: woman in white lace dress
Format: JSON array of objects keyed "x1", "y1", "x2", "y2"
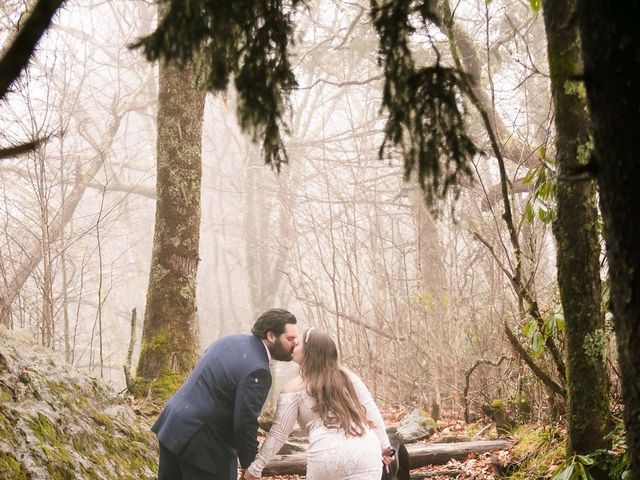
[{"x1": 244, "y1": 328, "x2": 392, "y2": 480}]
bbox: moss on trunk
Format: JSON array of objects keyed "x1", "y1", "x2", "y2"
[
  {"x1": 135, "y1": 20, "x2": 207, "y2": 398},
  {"x1": 542, "y1": 0, "x2": 611, "y2": 461}
]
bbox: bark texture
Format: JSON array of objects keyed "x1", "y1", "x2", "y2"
[
  {"x1": 542, "y1": 0, "x2": 611, "y2": 458},
  {"x1": 135, "y1": 53, "x2": 206, "y2": 398},
  {"x1": 577, "y1": 2, "x2": 640, "y2": 477}
]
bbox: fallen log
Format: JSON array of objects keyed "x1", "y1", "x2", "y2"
[
  {"x1": 411, "y1": 470, "x2": 463, "y2": 478},
  {"x1": 406, "y1": 440, "x2": 511, "y2": 469},
  {"x1": 262, "y1": 440, "x2": 512, "y2": 476},
  {"x1": 262, "y1": 452, "x2": 307, "y2": 476}
]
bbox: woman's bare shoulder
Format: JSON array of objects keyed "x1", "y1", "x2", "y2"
[{"x1": 281, "y1": 375, "x2": 306, "y2": 394}]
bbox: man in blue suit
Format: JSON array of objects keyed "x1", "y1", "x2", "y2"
[{"x1": 152, "y1": 308, "x2": 298, "y2": 480}]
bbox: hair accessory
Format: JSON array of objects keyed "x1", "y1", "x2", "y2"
[{"x1": 305, "y1": 327, "x2": 315, "y2": 344}]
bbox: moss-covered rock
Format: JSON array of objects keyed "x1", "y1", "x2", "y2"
[
  {"x1": 0, "y1": 452, "x2": 29, "y2": 479},
  {"x1": 0, "y1": 327, "x2": 158, "y2": 479},
  {"x1": 396, "y1": 408, "x2": 437, "y2": 442}
]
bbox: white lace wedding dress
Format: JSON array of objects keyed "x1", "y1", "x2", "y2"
[{"x1": 247, "y1": 370, "x2": 390, "y2": 480}]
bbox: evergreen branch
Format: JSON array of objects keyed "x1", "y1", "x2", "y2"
[
  {"x1": 370, "y1": 0, "x2": 478, "y2": 206},
  {"x1": 0, "y1": 137, "x2": 47, "y2": 160},
  {"x1": 130, "y1": 0, "x2": 299, "y2": 170},
  {"x1": 0, "y1": 0, "x2": 67, "y2": 100}
]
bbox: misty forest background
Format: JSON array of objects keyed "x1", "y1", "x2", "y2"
[{"x1": 1, "y1": 0, "x2": 639, "y2": 478}]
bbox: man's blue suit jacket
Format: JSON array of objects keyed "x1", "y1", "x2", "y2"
[{"x1": 152, "y1": 334, "x2": 272, "y2": 477}]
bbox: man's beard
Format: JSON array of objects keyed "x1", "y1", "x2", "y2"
[{"x1": 270, "y1": 339, "x2": 294, "y2": 361}]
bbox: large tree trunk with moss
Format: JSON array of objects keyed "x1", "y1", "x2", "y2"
[
  {"x1": 134, "y1": 53, "x2": 206, "y2": 399},
  {"x1": 576, "y1": 3, "x2": 640, "y2": 478},
  {"x1": 542, "y1": 0, "x2": 611, "y2": 462}
]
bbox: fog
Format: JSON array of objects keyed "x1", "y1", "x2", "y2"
[{"x1": 1, "y1": 0, "x2": 561, "y2": 415}]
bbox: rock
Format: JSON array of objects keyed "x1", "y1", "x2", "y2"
[
  {"x1": 396, "y1": 409, "x2": 436, "y2": 443},
  {"x1": 0, "y1": 327, "x2": 157, "y2": 479}
]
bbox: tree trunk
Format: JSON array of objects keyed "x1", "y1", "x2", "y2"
[
  {"x1": 134, "y1": 47, "x2": 206, "y2": 398},
  {"x1": 542, "y1": 0, "x2": 611, "y2": 460},
  {"x1": 576, "y1": 3, "x2": 640, "y2": 478},
  {"x1": 243, "y1": 142, "x2": 291, "y2": 318},
  {"x1": 410, "y1": 185, "x2": 446, "y2": 412}
]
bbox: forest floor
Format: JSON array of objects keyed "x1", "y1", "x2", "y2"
[{"x1": 259, "y1": 405, "x2": 566, "y2": 480}]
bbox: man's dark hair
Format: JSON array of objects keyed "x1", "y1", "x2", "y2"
[{"x1": 252, "y1": 308, "x2": 297, "y2": 339}]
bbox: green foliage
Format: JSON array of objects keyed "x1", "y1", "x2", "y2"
[
  {"x1": 370, "y1": 0, "x2": 478, "y2": 205},
  {"x1": 0, "y1": 383, "x2": 12, "y2": 403},
  {"x1": 411, "y1": 290, "x2": 435, "y2": 310},
  {"x1": 563, "y1": 79, "x2": 586, "y2": 100},
  {"x1": 29, "y1": 412, "x2": 63, "y2": 444},
  {"x1": 593, "y1": 424, "x2": 631, "y2": 480},
  {"x1": 602, "y1": 282, "x2": 615, "y2": 328},
  {"x1": 129, "y1": 367, "x2": 185, "y2": 402},
  {"x1": 131, "y1": 0, "x2": 299, "y2": 170},
  {"x1": 576, "y1": 138, "x2": 594, "y2": 166},
  {"x1": 512, "y1": 425, "x2": 562, "y2": 458},
  {"x1": 552, "y1": 455, "x2": 595, "y2": 480},
  {"x1": 522, "y1": 149, "x2": 557, "y2": 224},
  {"x1": 529, "y1": 0, "x2": 542, "y2": 13},
  {"x1": 523, "y1": 312, "x2": 564, "y2": 357},
  {"x1": 552, "y1": 425, "x2": 630, "y2": 480}
]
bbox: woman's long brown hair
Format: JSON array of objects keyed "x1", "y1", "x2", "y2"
[{"x1": 300, "y1": 329, "x2": 371, "y2": 436}]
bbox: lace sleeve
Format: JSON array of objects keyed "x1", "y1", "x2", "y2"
[
  {"x1": 247, "y1": 392, "x2": 300, "y2": 477},
  {"x1": 346, "y1": 369, "x2": 391, "y2": 449}
]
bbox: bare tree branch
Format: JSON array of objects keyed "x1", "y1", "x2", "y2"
[
  {"x1": 481, "y1": 178, "x2": 532, "y2": 210},
  {"x1": 445, "y1": 3, "x2": 566, "y2": 383},
  {"x1": 0, "y1": 72, "x2": 152, "y2": 326},
  {"x1": 463, "y1": 355, "x2": 512, "y2": 423},
  {"x1": 300, "y1": 74, "x2": 384, "y2": 91},
  {"x1": 504, "y1": 322, "x2": 565, "y2": 398}
]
